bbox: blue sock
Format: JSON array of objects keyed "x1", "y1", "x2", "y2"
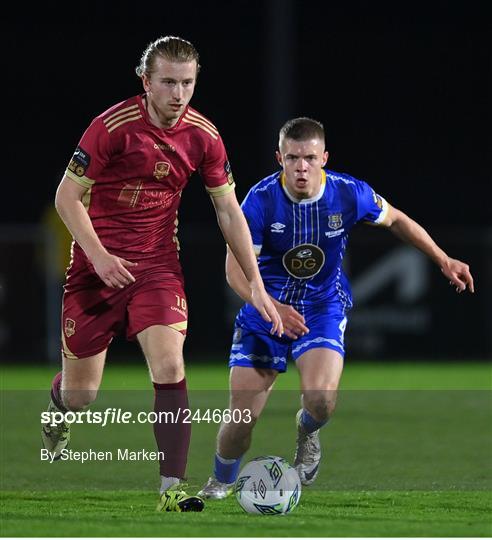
[
  {"x1": 214, "y1": 453, "x2": 242, "y2": 484},
  {"x1": 301, "y1": 409, "x2": 328, "y2": 433}
]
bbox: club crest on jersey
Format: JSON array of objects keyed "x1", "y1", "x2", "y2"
[
  {"x1": 64, "y1": 318, "x2": 76, "y2": 338},
  {"x1": 328, "y1": 213, "x2": 343, "y2": 230},
  {"x1": 153, "y1": 161, "x2": 171, "y2": 180},
  {"x1": 282, "y1": 243, "x2": 325, "y2": 279},
  {"x1": 233, "y1": 327, "x2": 242, "y2": 344}
]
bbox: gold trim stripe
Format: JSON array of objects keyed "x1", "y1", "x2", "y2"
[
  {"x1": 103, "y1": 104, "x2": 139, "y2": 124},
  {"x1": 105, "y1": 109, "x2": 142, "y2": 128},
  {"x1": 107, "y1": 113, "x2": 142, "y2": 133},
  {"x1": 183, "y1": 114, "x2": 218, "y2": 135},
  {"x1": 168, "y1": 321, "x2": 188, "y2": 332},
  {"x1": 183, "y1": 117, "x2": 218, "y2": 139},
  {"x1": 206, "y1": 182, "x2": 235, "y2": 197},
  {"x1": 66, "y1": 169, "x2": 95, "y2": 188},
  {"x1": 186, "y1": 109, "x2": 218, "y2": 132}
]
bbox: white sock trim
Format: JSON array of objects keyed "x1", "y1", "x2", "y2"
[
  {"x1": 216, "y1": 453, "x2": 240, "y2": 465},
  {"x1": 160, "y1": 476, "x2": 180, "y2": 493}
]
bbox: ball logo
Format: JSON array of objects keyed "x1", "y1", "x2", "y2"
[{"x1": 282, "y1": 243, "x2": 325, "y2": 279}]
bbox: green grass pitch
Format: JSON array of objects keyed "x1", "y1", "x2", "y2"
[{"x1": 1, "y1": 360, "x2": 491, "y2": 537}]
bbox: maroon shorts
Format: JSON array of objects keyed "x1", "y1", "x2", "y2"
[{"x1": 61, "y1": 268, "x2": 188, "y2": 360}]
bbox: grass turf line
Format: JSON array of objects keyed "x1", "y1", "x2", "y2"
[{"x1": 1, "y1": 490, "x2": 491, "y2": 537}]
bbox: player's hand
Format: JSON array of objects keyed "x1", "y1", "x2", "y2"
[
  {"x1": 91, "y1": 251, "x2": 138, "y2": 289},
  {"x1": 249, "y1": 283, "x2": 284, "y2": 337},
  {"x1": 273, "y1": 301, "x2": 309, "y2": 340},
  {"x1": 440, "y1": 257, "x2": 474, "y2": 294}
]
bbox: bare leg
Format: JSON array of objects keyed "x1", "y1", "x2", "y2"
[{"x1": 218, "y1": 366, "x2": 278, "y2": 458}]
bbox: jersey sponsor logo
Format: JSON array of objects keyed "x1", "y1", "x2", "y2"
[
  {"x1": 282, "y1": 243, "x2": 325, "y2": 279},
  {"x1": 325, "y1": 228, "x2": 345, "y2": 238},
  {"x1": 224, "y1": 161, "x2": 235, "y2": 185},
  {"x1": 67, "y1": 147, "x2": 91, "y2": 177},
  {"x1": 117, "y1": 181, "x2": 143, "y2": 208},
  {"x1": 64, "y1": 318, "x2": 76, "y2": 338},
  {"x1": 328, "y1": 213, "x2": 343, "y2": 230},
  {"x1": 270, "y1": 222, "x2": 285, "y2": 233},
  {"x1": 153, "y1": 161, "x2": 171, "y2": 179},
  {"x1": 153, "y1": 142, "x2": 176, "y2": 152}
]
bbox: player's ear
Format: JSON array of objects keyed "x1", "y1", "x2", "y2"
[
  {"x1": 142, "y1": 74, "x2": 151, "y2": 92},
  {"x1": 322, "y1": 151, "x2": 329, "y2": 167},
  {"x1": 275, "y1": 150, "x2": 283, "y2": 167}
]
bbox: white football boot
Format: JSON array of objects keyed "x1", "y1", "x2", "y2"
[
  {"x1": 294, "y1": 409, "x2": 321, "y2": 485},
  {"x1": 197, "y1": 477, "x2": 234, "y2": 499}
]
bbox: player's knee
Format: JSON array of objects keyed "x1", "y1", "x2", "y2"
[
  {"x1": 304, "y1": 390, "x2": 338, "y2": 422},
  {"x1": 61, "y1": 389, "x2": 98, "y2": 411},
  {"x1": 150, "y1": 358, "x2": 185, "y2": 383}
]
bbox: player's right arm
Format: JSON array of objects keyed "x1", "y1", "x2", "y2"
[
  {"x1": 55, "y1": 176, "x2": 137, "y2": 288},
  {"x1": 225, "y1": 246, "x2": 308, "y2": 339}
]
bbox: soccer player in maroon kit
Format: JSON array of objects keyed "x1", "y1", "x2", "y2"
[{"x1": 41, "y1": 35, "x2": 283, "y2": 512}]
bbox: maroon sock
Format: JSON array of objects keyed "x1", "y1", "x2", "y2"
[
  {"x1": 153, "y1": 378, "x2": 191, "y2": 479},
  {"x1": 50, "y1": 372, "x2": 66, "y2": 412}
]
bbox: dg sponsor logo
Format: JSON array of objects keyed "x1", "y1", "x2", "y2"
[{"x1": 282, "y1": 243, "x2": 325, "y2": 279}]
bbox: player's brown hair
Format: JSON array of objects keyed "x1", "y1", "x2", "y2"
[
  {"x1": 135, "y1": 36, "x2": 200, "y2": 77},
  {"x1": 279, "y1": 117, "x2": 325, "y2": 145}
]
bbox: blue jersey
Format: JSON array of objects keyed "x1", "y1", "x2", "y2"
[{"x1": 241, "y1": 169, "x2": 389, "y2": 314}]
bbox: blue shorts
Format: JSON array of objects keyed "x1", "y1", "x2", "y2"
[{"x1": 229, "y1": 302, "x2": 348, "y2": 373}]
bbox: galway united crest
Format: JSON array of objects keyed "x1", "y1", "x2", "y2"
[
  {"x1": 64, "y1": 318, "x2": 76, "y2": 338},
  {"x1": 153, "y1": 161, "x2": 171, "y2": 180}
]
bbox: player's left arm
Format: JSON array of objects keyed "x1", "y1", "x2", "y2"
[
  {"x1": 211, "y1": 191, "x2": 284, "y2": 336},
  {"x1": 381, "y1": 205, "x2": 475, "y2": 293}
]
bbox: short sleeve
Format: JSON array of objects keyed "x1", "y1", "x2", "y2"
[
  {"x1": 65, "y1": 118, "x2": 112, "y2": 188},
  {"x1": 200, "y1": 134, "x2": 236, "y2": 198},
  {"x1": 241, "y1": 188, "x2": 265, "y2": 256},
  {"x1": 354, "y1": 179, "x2": 389, "y2": 225}
]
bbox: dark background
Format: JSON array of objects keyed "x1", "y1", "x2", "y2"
[{"x1": 2, "y1": 0, "x2": 491, "y2": 361}]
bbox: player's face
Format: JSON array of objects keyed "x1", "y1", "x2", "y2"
[
  {"x1": 276, "y1": 137, "x2": 328, "y2": 199},
  {"x1": 142, "y1": 58, "x2": 197, "y2": 128}
]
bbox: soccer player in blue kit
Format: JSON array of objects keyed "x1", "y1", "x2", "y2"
[{"x1": 198, "y1": 117, "x2": 475, "y2": 498}]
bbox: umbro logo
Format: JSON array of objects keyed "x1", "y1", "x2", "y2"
[{"x1": 270, "y1": 222, "x2": 285, "y2": 233}]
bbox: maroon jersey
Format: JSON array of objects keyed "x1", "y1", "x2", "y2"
[{"x1": 65, "y1": 95, "x2": 235, "y2": 273}]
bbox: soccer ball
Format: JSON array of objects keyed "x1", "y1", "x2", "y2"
[{"x1": 234, "y1": 456, "x2": 301, "y2": 515}]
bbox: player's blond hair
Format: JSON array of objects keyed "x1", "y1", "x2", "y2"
[
  {"x1": 135, "y1": 36, "x2": 200, "y2": 77},
  {"x1": 279, "y1": 117, "x2": 325, "y2": 147}
]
